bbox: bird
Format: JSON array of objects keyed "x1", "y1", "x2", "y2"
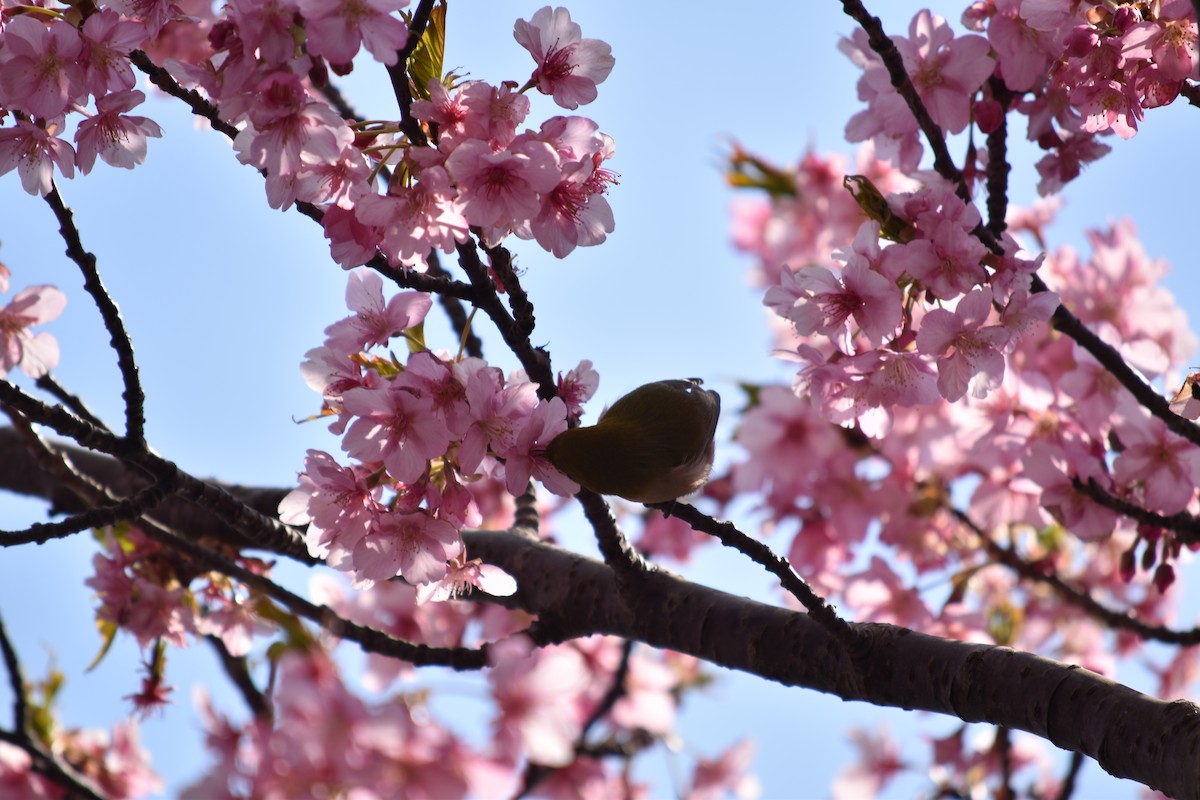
[{"x1": 546, "y1": 378, "x2": 721, "y2": 503}]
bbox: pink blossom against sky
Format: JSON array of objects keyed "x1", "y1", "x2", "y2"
[{"x1": 2, "y1": 2, "x2": 1198, "y2": 798}]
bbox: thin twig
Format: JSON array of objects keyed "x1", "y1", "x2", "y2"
[
  {"x1": 206, "y1": 636, "x2": 271, "y2": 720},
  {"x1": 43, "y1": 184, "x2": 146, "y2": 446},
  {"x1": 0, "y1": 378, "x2": 310, "y2": 558},
  {"x1": 386, "y1": 0, "x2": 437, "y2": 146},
  {"x1": 952, "y1": 508, "x2": 1200, "y2": 645},
  {"x1": 1057, "y1": 750, "x2": 1086, "y2": 800},
  {"x1": 0, "y1": 613, "x2": 27, "y2": 734},
  {"x1": 984, "y1": 77, "x2": 1013, "y2": 237},
  {"x1": 34, "y1": 375, "x2": 107, "y2": 431},
  {"x1": 518, "y1": 639, "x2": 637, "y2": 797},
  {"x1": 0, "y1": 614, "x2": 108, "y2": 800},
  {"x1": 657, "y1": 501, "x2": 853, "y2": 640},
  {"x1": 839, "y1": 0, "x2": 1200, "y2": 451},
  {"x1": 1072, "y1": 476, "x2": 1200, "y2": 546},
  {"x1": 0, "y1": 480, "x2": 168, "y2": 545},
  {"x1": 455, "y1": 238, "x2": 555, "y2": 399},
  {"x1": 996, "y1": 726, "x2": 1013, "y2": 800}
]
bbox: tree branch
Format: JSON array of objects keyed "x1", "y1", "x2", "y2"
[
  {"x1": 838, "y1": 0, "x2": 1200, "y2": 452},
  {"x1": 0, "y1": 613, "x2": 108, "y2": 800},
  {"x1": 952, "y1": 507, "x2": 1200, "y2": 646},
  {"x1": 43, "y1": 183, "x2": 146, "y2": 445},
  {"x1": 2, "y1": 431, "x2": 1197, "y2": 796}
]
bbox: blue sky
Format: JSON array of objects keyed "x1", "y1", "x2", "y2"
[{"x1": 2, "y1": 1, "x2": 1198, "y2": 796}]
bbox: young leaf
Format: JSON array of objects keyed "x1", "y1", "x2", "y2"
[{"x1": 408, "y1": 0, "x2": 447, "y2": 101}]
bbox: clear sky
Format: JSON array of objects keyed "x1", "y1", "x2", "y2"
[{"x1": 2, "y1": 1, "x2": 1198, "y2": 796}]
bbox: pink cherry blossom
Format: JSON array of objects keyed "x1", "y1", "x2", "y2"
[
  {"x1": 785, "y1": 253, "x2": 901, "y2": 351},
  {"x1": 80, "y1": 9, "x2": 147, "y2": 95},
  {"x1": 513, "y1": 6, "x2": 614, "y2": 110},
  {"x1": 322, "y1": 203, "x2": 383, "y2": 268},
  {"x1": 458, "y1": 80, "x2": 531, "y2": 150},
  {"x1": 298, "y1": 0, "x2": 410, "y2": 66},
  {"x1": 0, "y1": 283, "x2": 66, "y2": 377},
  {"x1": 894, "y1": 11, "x2": 996, "y2": 134},
  {"x1": 416, "y1": 557, "x2": 517, "y2": 604},
  {"x1": 341, "y1": 382, "x2": 453, "y2": 484},
  {"x1": 411, "y1": 79, "x2": 471, "y2": 151},
  {"x1": 882, "y1": 217, "x2": 989, "y2": 300},
  {"x1": 86, "y1": 531, "x2": 196, "y2": 648},
  {"x1": 520, "y1": 152, "x2": 615, "y2": 257},
  {"x1": 1034, "y1": 132, "x2": 1111, "y2": 196},
  {"x1": 488, "y1": 636, "x2": 589, "y2": 767},
  {"x1": 353, "y1": 508, "x2": 463, "y2": 584},
  {"x1": 983, "y1": 2, "x2": 1058, "y2": 92},
  {"x1": 688, "y1": 739, "x2": 759, "y2": 800},
  {"x1": 844, "y1": 556, "x2": 934, "y2": 628},
  {"x1": 226, "y1": 0, "x2": 301, "y2": 68},
  {"x1": 499, "y1": 396, "x2": 579, "y2": 497},
  {"x1": 917, "y1": 287, "x2": 1011, "y2": 402},
  {"x1": 557, "y1": 359, "x2": 599, "y2": 419},
  {"x1": 232, "y1": 72, "x2": 353, "y2": 207},
  {"x1": 0, "y1": 15, "x2": 86, "y2": 119},
  {"x1": 353, "y1": 165, "x2": 469, "y2": 269},
  {"x1": 0, "y1": 118, "x2": 76, "y2": 197},
  {"x1": 1121, "y1": 2, "x2": 1199, "y2": 82},
  {"x1": 832, "y1": 727, "x2": 905, "y2": 800},
  {"x1": 1071, "y1": 78, "x2": 1143, "y2": 139},
  {"x1": 279, "y1": 448, "x2": 380, "y2": 567},
  {"x1": 294, "y1": 143, "x2": 374, "y2": 208},
  {"x1": 322, "y1": 269, "x2": 432, "y2": 353},
  {"x1": 74, "y1": 90, "x2": 164, "y2": 174},
  {"x1": 1112, "y1": 413, "x2": 1200, "y2": 515},
  {"x1": 459, "y1": 369, "x2": 537, "y2": 475},
  {"x1": 1021, "y1": 440, "x2": 1118, "y2": 541},
  {"x1": 444, "y1": 138, "x2": 562, "y2": 233}
]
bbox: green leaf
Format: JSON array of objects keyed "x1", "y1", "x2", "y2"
[
  {"x1": 405, "y1": 320, "x2": 427, "y2": 353},
  {"x1": 408, "y1": 0, "x2": 447, "y2": 101},
  {"x1": 86, "y1": 618, "x2": 120, "y2": 672}
]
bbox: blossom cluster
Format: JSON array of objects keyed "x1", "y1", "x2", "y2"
[
  {"x1": 843, "y1": 5, "x2": 1198, "y2": 193},
  {"x1": 279, "y1": 269, "x2": 589, "y2": 589},
  {"x1": 182, "y1": 632, "x2": 749, "y2": 798},
  {"x1": 86, "y1": 526, "x2": 272, "y2": 658},
  {"x1": 0, "y1": 1, "x2": 617, "y2": 266},
  {"x1": 0, "y1": 722, "x2": 160, "y2": 799}
]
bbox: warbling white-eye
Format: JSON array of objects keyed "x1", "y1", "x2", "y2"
[{"x1": 546, "y1": 378, "x2": 721, "y2": 503}]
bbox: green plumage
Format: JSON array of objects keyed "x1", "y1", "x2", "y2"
[{"x1": 546, "y1": 379, "x2": 721, "y2": 503}]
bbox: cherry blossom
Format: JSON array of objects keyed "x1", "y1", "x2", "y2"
[
  {"x1": 1112, "y1": 413, "x2": 1200, "y2": 515},
  {"x1": 0, "y1": 15, "x2": 86, "y2": 119},
  {"x1": 444, "y1": 137, "x2": 562, "y2": 234},
  {"x1": 322, "y1": 269, "x2": 432, "y2": 353},
  {"x1": 74, "y1": 90, "x2": 164, "y2": 174},
  {"x1": 916, "y1": 287, "x2": 1011, "y2": 402},
  {"x1": 354, "y1": 508, "x2": 463, "y2": 585},
  {"x1": 0, "y1": 118, "x2": 76, "y2": 197},
  {"x1": 298, "y1": 0, "x2": 410, "y2": 66},
  {"x1": 893, "y1": 10, "x2": 995, "y2": 134},
  {"x1": 513, "y1": 6, "x2": 614, "y2": 109}
]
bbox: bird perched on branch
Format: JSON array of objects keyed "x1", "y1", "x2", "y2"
[{"x1": 546, "y1": 378, "x2": 721, "y2": 504}]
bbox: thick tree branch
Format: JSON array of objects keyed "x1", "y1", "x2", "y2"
[
  {"x1": 654, "y1": 500, "x2": 852, "y2": 640},
  {"x1": 2, "y1": 431, "x2": 1199, "y2": 797}
]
